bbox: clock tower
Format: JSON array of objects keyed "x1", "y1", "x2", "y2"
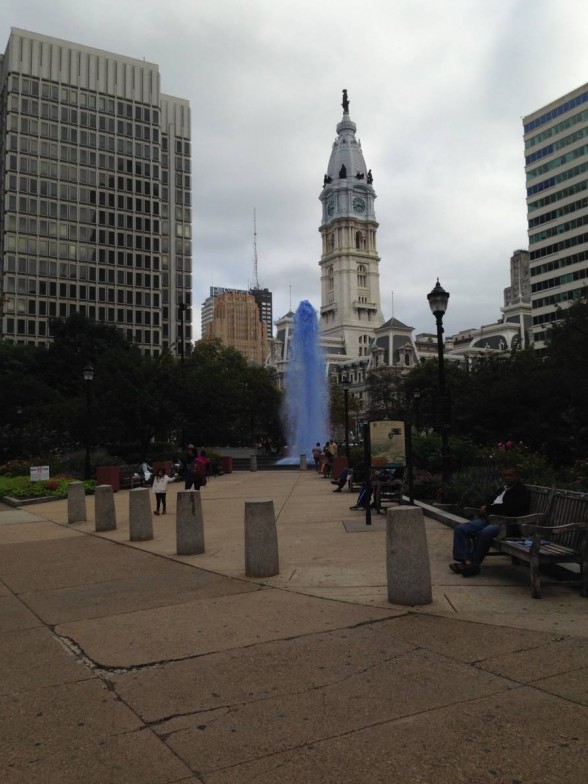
[{"x1": 319, "y1": 90, "x2": 384, "y2": 359}]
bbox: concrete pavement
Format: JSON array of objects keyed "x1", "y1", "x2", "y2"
[{"x1": 0, "y1": 470, "x2": 586, "y2": 783}]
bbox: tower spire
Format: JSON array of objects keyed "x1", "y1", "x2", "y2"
[{"x1": 252, "y1": 208, "x2": 260, "y2": 290}]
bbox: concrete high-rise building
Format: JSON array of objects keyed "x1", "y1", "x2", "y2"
[
  {"x1": 524, "y1": 84, "x2": 588, "y2": 349},
  {"x1": 0, "y1": 28, "x2": 192, "y2": 354},
  {"x1": 203, "y1": 290, "x2": 269, "y2": 365}
]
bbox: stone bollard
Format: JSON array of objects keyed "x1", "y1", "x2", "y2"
[
  {"x1": 95, "y1": 484, "x2": 117, "y2": 532},
  {"x1": 129, "y1": 488, "x2": 153, "y2": 541},
  {"x1": 299, "y1": 454, "x2": 307, "y2": 471},
  {"x1": 386, "y1": 506, "x2": 432, "y2": 605},
  {"x1": 244, "y1": 498, "x2": 279, "y2": 577},
  {"x1": 250, "y1": 454, "x2": 258, "y2": 472},
  {"x1": 176, "y1": 490, "x2": 205, "y2": 555},
  {"x1": 67, "y1": 481, "x2": 87, "y2": 524}
]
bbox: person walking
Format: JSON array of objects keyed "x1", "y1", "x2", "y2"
[{"x1": 151, "y1": 467, "x2": 175, "y2": 515}]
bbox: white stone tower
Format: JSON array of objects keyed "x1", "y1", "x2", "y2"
[{"x1": 319, "y1": 90, "x2": 384, "y2": 359}]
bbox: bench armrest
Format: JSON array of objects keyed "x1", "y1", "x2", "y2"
[
  {"x1": 510, "y1": 520, "x2": 588, "y2": 535},
  {"x1": 486, "y1": 512, "x2": 548, "y2": 539}
]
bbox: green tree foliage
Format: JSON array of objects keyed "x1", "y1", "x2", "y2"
[
  {"x1": 366, "y1": 367, "x2": 404, "y2": 420},
  {"x1": 0, "y1": 316, "x2": 283, "y2": 461},
  {"x1": 398, "y1": 299, "x2": 588, "y2": 466}
]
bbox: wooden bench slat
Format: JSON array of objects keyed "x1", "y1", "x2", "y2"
[{"x1": 464, "y1": 485, "x2": 588, "y2": 599}]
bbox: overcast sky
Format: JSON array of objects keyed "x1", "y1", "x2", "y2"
[{"x1": 4, "y1": 0, "x2": 588, "y2": 338}]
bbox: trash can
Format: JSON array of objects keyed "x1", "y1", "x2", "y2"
[
  {"x1": 221, "y1": 455, "x2": 233, "y2": 474},
  {"x1": 332, "y1": 456, "x2": 348, "y2": 478},
  {"x1": 95, "y1": 465, "x2": 121, "y2": 492}
]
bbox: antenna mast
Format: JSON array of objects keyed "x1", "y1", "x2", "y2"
[{"x1": 252, "y1": 208, "x2": 260, "y2": 290}]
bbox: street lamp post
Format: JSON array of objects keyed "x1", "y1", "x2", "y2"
[
  {"x1": 83, "y1": 364, "x2": 94, "y2": 480},
  {"x1": 341, "y1": 373, "x2": 351, "y2": 462},
  {"x1": 413, "y1": 389, "x2": 421, "y2": 434},
  {"x1": 427, "y1": 279, "x2": 451, "y2": 483}
]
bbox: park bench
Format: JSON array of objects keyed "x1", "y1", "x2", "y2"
[
  {"x1": 120, "y1": 465, "x2": 143, "y2": 489},
  {"x1": 348, "y1": 464, "x2": 405, "y2": 509},
  {"x1": 464, "y1": 485, "x2": 588, "y2": 599}
]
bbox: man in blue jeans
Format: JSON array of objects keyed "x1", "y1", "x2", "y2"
[{"x1": 450, "y1": 465, "x2": 530, "y2": 577}]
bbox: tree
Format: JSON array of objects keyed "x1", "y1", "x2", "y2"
[{"x1": 366, "y1": 367, "x2": 405, "y2": 420}]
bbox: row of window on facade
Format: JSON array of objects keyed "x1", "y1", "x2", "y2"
[
  {"x1": 6, "y1": 170, "x2": 164, "y2": 199},
  {"x1": 326, "y1": 231, "x2": 367, "y2": 252},
  {"x1": 3, "y1": 250, "x2": 191, "y2": 275},
  {"x1": 326, "y1": 264, "x2": 368, "y2": 291},
  {"x1": 3, "y1": 298, "x2": 191, "y2": 328},
  {"x1": 7, "y1": 193, "x2": 190, "y2": 228},
  {"x1": 3, "y1": 313, "x2": 162, "y2": 345},
  {"x1": 6, "y1": 156, "x2": 191, "y2": 195},
  {"x1": 13, "y1": 74, "x2": 163, "y2": 124},
  {"x1": 10, "y1": 192, "x2": 164, "y2": 219},
  {"x1": 528, "y1": 178, "x2": 587, "y2": 213},
  {"x1": 7, "y1": 114, "x2": 162, "y2": 161},
  {"x1": 3, "y1": 272, "x2": 190, "y2": 297},
  {"x1": 531, "y1": 268, "x2": 588, "y2": 292},
  {"x1": 531, "y1": 247, "x2": 588, "y2": 277},
  {"x1": 9, "y1": 135, "x2": 190, "y2": 180},
  {"x1": 5, "y1": 212, "x2": 164, "y2": 236},
  {"x1": 16, "y1": 95, "x2": 162, "y2": 141},
  {"x1": 3, "y1": 280, "x2": 162, "y2": 305},
  {"x1": 7, "y1": 160, "x2": 189, "y2": 202}
]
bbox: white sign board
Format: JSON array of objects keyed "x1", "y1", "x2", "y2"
[{"x1": 30, "y1": 465, "x2": 50, "y2": 482}]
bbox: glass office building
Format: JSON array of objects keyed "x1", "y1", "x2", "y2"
[
  {"x1": 0, "y1": 28, "x2": 192, "y2": 354},
  {"x1": 524, "y1": 83, "x2": 588, "y2": 349}
]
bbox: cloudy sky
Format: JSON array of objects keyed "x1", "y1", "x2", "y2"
[{"x1": 4, "y1": 0, "x2": 588, "y2": 338}]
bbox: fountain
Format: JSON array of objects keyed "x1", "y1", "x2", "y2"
[{"x1": 278, "y1": 300, "x2": 329, "y2": 465}]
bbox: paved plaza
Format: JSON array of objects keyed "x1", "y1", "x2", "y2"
[{"x1": 0, "y1": 470, "x2": 586, "y2": 783}]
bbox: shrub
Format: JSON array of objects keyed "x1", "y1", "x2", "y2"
[
  {"x1": 0, "y1": 475, "x2": 95, "y2": 500},
  {"x1": 443, "y1": 466, "x2": 501, "y2": 511},
  {"x1": 412, "y1": 470, "x2": 443, "y2": 501}
]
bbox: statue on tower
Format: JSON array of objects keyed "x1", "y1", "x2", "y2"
[{"x1": 342, "y1": 89, "x2": 349, "y2": 113}]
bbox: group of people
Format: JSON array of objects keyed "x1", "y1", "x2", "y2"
[
  {"x1": 135, "y1": 444, "x2": 210, "y2": 517},
  {"x1": 312, "y1": 440, "x2": 338, "y2": 477}
]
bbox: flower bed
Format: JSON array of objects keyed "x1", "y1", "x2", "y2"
[{"x1": 0, "y1": 475, "x2": 95, "y2": 503}]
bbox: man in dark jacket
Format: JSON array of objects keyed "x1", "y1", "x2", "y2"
[{"x1": 450, "y1": 465, "x2": 530, "y2": 577}]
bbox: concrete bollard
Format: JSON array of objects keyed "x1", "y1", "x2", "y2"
[
  {"x1": 386, "y1": 506, "x2": 432, "y2": 605},
  {"x1": 129, "y1": 488, "x2": 153, "y2": 541},
  {"x1": 244, "y1": 498, "x2": 279, "y2": 577},
  {"x1": 67, "y1": 481, "x2": 87, "y2": 524},
  {"x1": 299, "y1": 454, "x2": 307, "y2": 471},
  {"x1": 250, "y1": 454, "x2": 257, "y2": 472},
  {"x1": 176, "y1": 490, "x2": 205, "y2": 555},
  {"x1": 95, "y1": 484, "x2": 117, "y2": 532}
]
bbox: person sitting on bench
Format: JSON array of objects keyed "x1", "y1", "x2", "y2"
[{"x1": 450, "y1": 465, "x2": 530, "y2": 577}]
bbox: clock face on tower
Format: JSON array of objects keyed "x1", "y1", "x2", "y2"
[
  {"x1": 352, "y1": 196, "x2": 366, "y2": 214},
  {"x1": 327, "y1": 199, "x2": 335, "y2": 217}
]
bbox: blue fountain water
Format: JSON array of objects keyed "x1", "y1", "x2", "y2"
[{"x1": 278, "y1": 300, "x2": 329, "y2": 464}]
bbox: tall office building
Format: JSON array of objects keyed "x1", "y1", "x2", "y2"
[
  {"x1": 202, "y1": 290, "x2": 269, "y2": 365},
  {"x1": 0, "y1": 28, "x2": 192, "y2": 354},
  {"x1": 524, "y1": 83, "x2": 588, "y2": 349},
  {"x1": 201, "y1": 286, "x2": 273, "y2": 340}
]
